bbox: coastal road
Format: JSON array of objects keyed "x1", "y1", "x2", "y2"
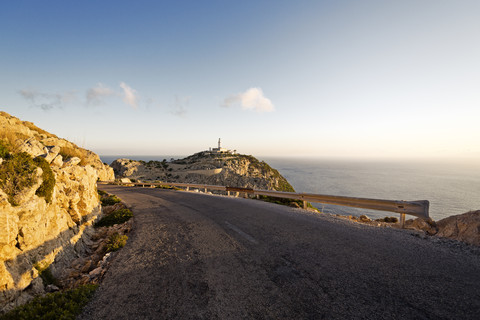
[{"x1": 79, "y1": 185, "x2": 480, "y2": 319}]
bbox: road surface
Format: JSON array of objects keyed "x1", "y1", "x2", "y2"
[{"x1": 79, "y1": 185, "x2": 480, "y2": 319}]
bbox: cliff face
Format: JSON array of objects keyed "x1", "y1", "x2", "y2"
[
  {"x1": 0, "y1": 112, "x2": 114, "y2": 311},
  {"x1": 111, "y1": 151, "x2": 295, "y2": 192}
]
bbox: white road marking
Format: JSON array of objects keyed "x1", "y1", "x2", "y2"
[{"x1": 224, "y1": 221, "x2": 258, "y2": 244}]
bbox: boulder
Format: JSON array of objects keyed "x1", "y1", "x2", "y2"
[
  {"x1": 405, "y1": 218, "x2": 438, "y2": 235},
  {"x1": 436, "y1": 210, "x2": 480, "y2": 246},
  {"x1": 52, "y1": 154, "x2": 63, "y2": 167},
  {"x1": 63, "y1": 157, "x2": 81, "y2": 167},
  {"x1": 88, "y1": 267, "x2": 103, "y2": 278},
  {"x1": 44, "y1": 146, "x2": 60, "y2": 163},
  {"x1": 359, "y1": 215, "x2": 372, "y2": 223},
  {"x1": 45, "y1": 284, "x2": 60, "y2": 293},
  {"x1": 120, "y1": 178, "x2": 132, "y2": 184}
]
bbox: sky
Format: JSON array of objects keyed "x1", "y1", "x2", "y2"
[{"x1": 1, "y1": 0, "x2": 479, "y2": 160}]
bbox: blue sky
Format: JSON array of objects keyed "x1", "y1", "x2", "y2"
[{"x1": 1, "y1": 0, "x2": 479, "y2": 160}]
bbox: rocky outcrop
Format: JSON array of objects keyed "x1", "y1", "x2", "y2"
[
  {"x1": 111, "y1": 152, "x2": 295, "y2": 192},
  {"x1": 435, "y1": 210, "x2": 480, "y2": 246},
  {"x1": 404, "y1": 217, "x2": 438, "y2": 235},
  {"x1": 405, "y1": 211, "x2": 480, "y2": 246},
  {"x1": 0, "y1": 112, "x2": 115, "y2": 312}
]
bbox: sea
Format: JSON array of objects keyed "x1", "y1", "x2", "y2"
[{"x1": 100, "y1": 155, "x2": 480, "y2": 221}]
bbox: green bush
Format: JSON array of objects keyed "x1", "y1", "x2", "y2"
[
  {"x1": 376, "y1": 216, "x2": 399, "y2": 223},
  {"x1": 101, "y1": 194, "x2": 121, "y2": 206},
  {"x1": 155, "y1": 185, "x2": 181, "y2": 191},
  {"x1": 0, "y1": 141, "x2": 10, "y2": 158},
  {"x1": 97, "y1": 189, "x2": 108, "y2": 197},
  {"x1": 94, "y1": 208, "x2": 133, "y2": 228},
  {"x1": 33, "y1": 263, "x2": 59, "y2": 287},
  {"x1": 105, "y1": 233, "x2": 128, "y2": 252},
  {"x1": 0, "y1": 284, "x2": 97, "y2": 320},
  {"x1": 34, "y1": 157, "x2": 55, "y2": 203},
  {"x1": 0, "y1": 152, "x2": 37, "y2": 206}
]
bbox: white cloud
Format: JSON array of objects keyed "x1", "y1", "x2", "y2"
[
  {"x1": 222, "y1": 87, "x2": 275, "y2": 113},
  {"x1": 19, "y1": 89, "x2": 76, "y2": 111},
  {"x1": 120, "y1": 82, "x2": 138, "y2": 109},
  {"x1": 86, "y1": 83, "x2": 114, "y2": 106}
]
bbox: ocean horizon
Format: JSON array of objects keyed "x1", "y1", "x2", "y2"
[{"x1": 100, "y1": 155, "x2": 480, "y2": 221}]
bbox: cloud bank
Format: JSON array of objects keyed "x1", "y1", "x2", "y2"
[
  {"x1": 222, "y1": 87, "x2": 275, "y2": 113},
  {"x1": 19, "y1": 89, "x2": 76, "y2": 110},
  {"x1": 86, "y1": 83, "x2": 115, "y2": 106}
]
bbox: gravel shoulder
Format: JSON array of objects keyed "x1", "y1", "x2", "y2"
[{"x1": 79, "y1": 185, "x2": 480, "y2": 319}]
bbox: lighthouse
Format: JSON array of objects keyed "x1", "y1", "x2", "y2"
[{"x1": 209, "y1": 138, "x2": 235, "y2": 154}]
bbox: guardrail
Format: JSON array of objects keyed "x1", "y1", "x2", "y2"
[{"x1": 99, "y1": 181, "x2": 429, "y2": 227}]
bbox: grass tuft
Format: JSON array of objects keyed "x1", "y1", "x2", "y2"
[
  {"x1": 22, "y1": 121, "x2": 57, "y2": 138},
  {"x1": 94, "y1": 208, "x2": 133, "y2": 228},
  {"x1": 33, "y1": 263, "x2": 59, "y2": 287},
  {"x1": 33, "y1": 157, "x2": 55, "y2": 203},
  {"x1": 0, "y1": 284, "x2": 97, "y2": 320},
  {"x1": 0, "y1": 152, "x2": 38, "y2": 206},
  {"x1": 100, "y1": 194, "x2": 121, "y2": 206},
  {"x1": 105, "y1": 233, "x2": 128, "y2": 252},
  {"x1": 0, "y1": 130, "x2": 29, "y2": 153},
  {"x1": 58, "y1": 146, "x2": 89, "y2": 166},
  {"x1": 0, "y1": 141, "x2": 10, "y2": 158}
]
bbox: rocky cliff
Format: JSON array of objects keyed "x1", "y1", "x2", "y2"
[
  {"x1": 0, "y1": 111, "x2": 114, "y2": 311},
  {"x1": 111, "y1": 151, "x2": 295, "y2": 192}
]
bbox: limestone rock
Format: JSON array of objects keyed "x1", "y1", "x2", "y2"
[
  {"x1": 44, "y1": 146, "x2": 60, "y2": 163},
  {"x1": 63, "y1": 157, "x2": 81, "y2": 167},
  {"x1": 120, "y1": 178, "x2": 132, "y2": 184},
  {"x1": 111, "y1": 152, "x2": 295, "y2": 192},
  {"x1": 88, "y1": 267, "x2": 103, "y2": 278},
  {"x1": 436, "y1": 210, "x2": 480, "y2": 246},
  {"x1": 103, "y1": 202, "x2": 127, "y2": 215},
  {"x1": 45, "y1": 284, "x2": 60, "y2": 292},
  {"x1": 0, "y1": 111, "x2": 115, "y2": 311},
  {"x1": 359, "y1": 215, "x2": 372, "y2": 223},
  {"x1": 52, "y1": 154, "x2": 63, "y2": 167},
  {"x1": 405, "y1": 218, "x2": 438, "y2": 235}
]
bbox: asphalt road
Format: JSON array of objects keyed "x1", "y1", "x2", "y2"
[{"x1": 79, "y1": 185, "x2": 480, "y2": 319}]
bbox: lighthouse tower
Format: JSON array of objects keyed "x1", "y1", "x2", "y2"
[{"x1": 210, "y1": 138, "x2": 235, "y2": 154}]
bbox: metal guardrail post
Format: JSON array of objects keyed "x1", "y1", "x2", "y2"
[{"x1": 400, "y1": 216, "x2": 404, "y2": 228}]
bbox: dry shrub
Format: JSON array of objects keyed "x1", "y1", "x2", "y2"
[
  {"x1": 34, "y1": 156, "x2": 55, "y2": 203},
  {"x1": 22, "y1": 121, "x2": 57, "y2": 138},
  {"x1": 0, "y1": 129, "x2": 29, "y2": 152},
  {"x1": 0, "y1": 152, "x2": 38, "y2": 206},
  {"x1": 105, "y1": 233, "x2": 128, "y2": 252},
  {"x1": 59, "y1": 146, "x2": 89, "y2": 166},
  {"x1": 0, "y1": 111, "x2": 13, "y2": 118}
]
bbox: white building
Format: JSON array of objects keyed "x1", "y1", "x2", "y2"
[{"x1": 209, "y1": 138, "x2": 236, "y2": 154}]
